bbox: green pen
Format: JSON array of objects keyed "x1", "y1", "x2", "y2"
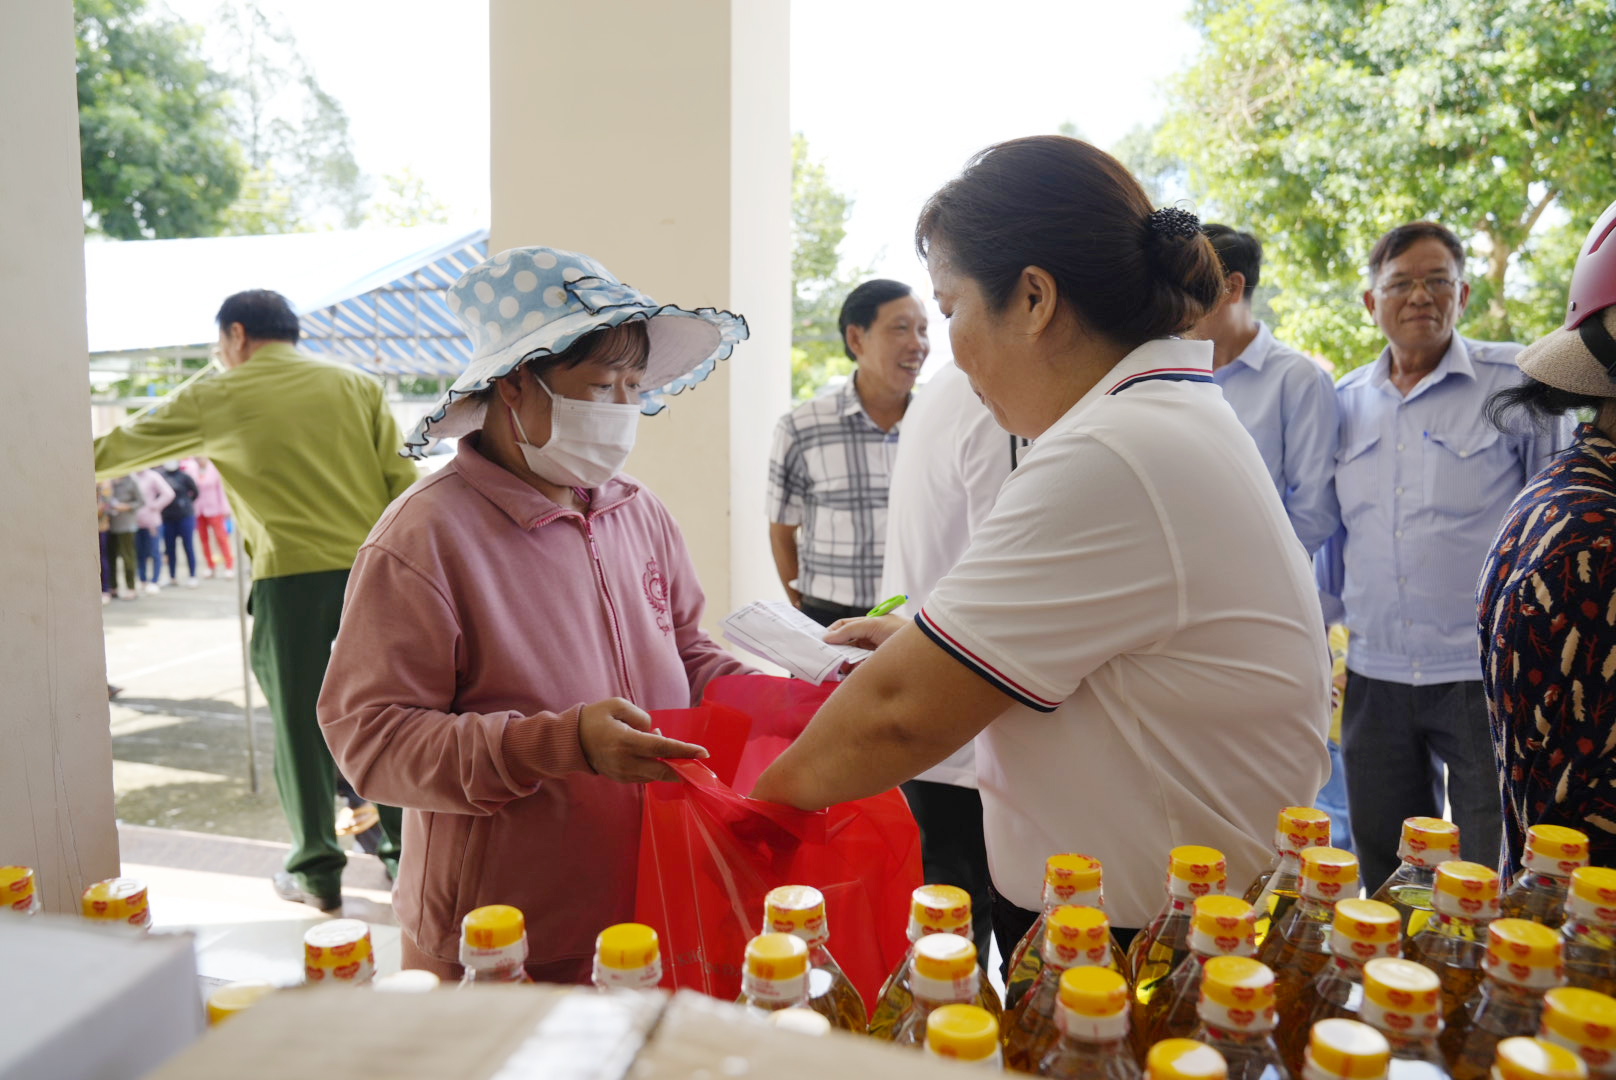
[{"x1": 866, "y1": 594, "x2": 907, "y2": 617}]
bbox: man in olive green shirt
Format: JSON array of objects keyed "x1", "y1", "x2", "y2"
[{"x1": 95, "y1": 289, "x2": 419, "y2": 910}]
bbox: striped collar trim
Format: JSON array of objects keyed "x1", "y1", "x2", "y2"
[{"x1": 1105, "y1": 367, "x2": 1215, "y2": 396}]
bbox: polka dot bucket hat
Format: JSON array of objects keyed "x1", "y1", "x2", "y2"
[{"x1": 403, "y1": 246, "x2": 748, "y2": 457}]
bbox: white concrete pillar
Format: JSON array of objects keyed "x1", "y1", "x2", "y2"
[
  {"x1": 0, "y1": 0, "x2": 121, "y2": 909},
  {"x1": 489, "y1": 0, "x2": 792, "y2": 620}
]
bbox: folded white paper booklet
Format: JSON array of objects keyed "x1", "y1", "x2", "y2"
[{"x1": 719, "y1": 600, "x2": 873, "y2": 685}]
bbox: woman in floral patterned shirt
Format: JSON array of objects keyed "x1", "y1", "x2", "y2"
[{"x1": 1479, "y1": 198, "x2": 1616, "y2": 876}]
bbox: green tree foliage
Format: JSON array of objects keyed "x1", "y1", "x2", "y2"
[
  {"x1": 791, "y1": 133, "x2": 865, "y2": 401},
  {"x1": 212, "y1": 2, "x2": 367, "y2": 233},
  {"x1": 367, "y1": 167, "x2": 450, "y2": 228},
  {"x1": 76, "y1": 0, "x2": 245, "y2": 239},
  {"x1": 1163, "y1": 0, "x2": 1616, "y2": 372}
]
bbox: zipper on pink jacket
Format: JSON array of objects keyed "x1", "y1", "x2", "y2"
[{"x1": 581, "y1": 516, "x2": 637, "y2": 702}]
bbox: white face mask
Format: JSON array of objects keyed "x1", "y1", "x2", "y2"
[{"x1": 507, "y1": 374, "x2": 640, "y2": 488}]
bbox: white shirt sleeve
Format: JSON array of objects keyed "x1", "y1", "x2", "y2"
[{"x1": 919, "y1": 432, "x2": 1181, "y2": 712}]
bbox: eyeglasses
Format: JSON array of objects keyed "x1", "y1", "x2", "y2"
[{"x1": 1375, "y1": 275, "x2": 1461, "y2": 299}]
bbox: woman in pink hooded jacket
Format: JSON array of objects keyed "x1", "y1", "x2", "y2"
[{"x1": 319, "y1": 246, "x2": 751, "y2": 982}]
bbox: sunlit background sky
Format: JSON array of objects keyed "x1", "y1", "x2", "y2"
[{"x1": 159, "y1": 0, "x2": 1202, "y2": 374}]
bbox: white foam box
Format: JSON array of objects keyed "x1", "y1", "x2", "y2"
[{"x1": 0, "y1": 915, "x2": 204, "y2": 1080}]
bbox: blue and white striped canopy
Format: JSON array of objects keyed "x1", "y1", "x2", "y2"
[{"x1": 298, "y1": 229, "x2": 488, "y2": 377}]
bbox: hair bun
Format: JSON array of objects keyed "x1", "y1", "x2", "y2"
[{"x1": 1146, "y1": 206, "x2": 1202, "y2": 240}]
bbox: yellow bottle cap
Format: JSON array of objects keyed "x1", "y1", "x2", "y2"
[
  {"x1": 745, "y1": 932, "x2": 808, "y2": 981},
  {"x1": 913, "y1": 931, "x2": 977, "y2": 981},
  {"x1": 1, "y1": 866, "x2": 35, "y2": 911},
  {"x1": 205, "y1": 980, "x2": 275, "y2": 1025},
  {"x1": 1278, "y1": 806, "x2": 1333, "y2": 847},
  {"x1": 1200, "y1": 956, "x2": 1276, "y2": 1011},
  {"x1": 1568, "y1": 867, "x2": 1616, "y2": 914},
  {"x1": 1488, "y1": 918, "x2": 1563, "y2": 970},
  {"x1": 1332, "y1": 898, "x2": 1404, "y2": 948},
  {"x1": 1542, "y1": 988, "x2": 1616, "y2": 1052},
  {"x1": 1191, "y1": 895, "x2": 1258, "y2": 957},
  {"x1": 1434, "y1": 861, "x2": 1502, "y2": 918},
  {"x1": 1059, "y1": 966, "x2": 1129, "y2": 1018},
  {"x1": 1147, "y1": 1039, "x2": 1229, "y2": 1080},
  {"x1": 461, "y1": 904, "x2": 526, "y2": 950},
  {"x1": 1362, "y1": 957, "x2": 1442, "y2": 1015},
  {"x1": 1045, "y1": 853, "x2": 1104, "y2": 894},
  {"x1": 303, "y1": 918, "x2": 373, "y2": 968},
  {"x1": 1308, "y1": 1019, "x2": 1391, "y2": 1079},
  {"x1": 1398, "y1": 817, "x2": 1460, "y2": 865},
  {"x1": 1045, "y1": 905, "x2": 1113, "y2": 967},
  {"x1": 595, "y1": 923, "x2": 659, "y2": 970},
  {"x1": 764, "y1": 885, "x2": 828, "y2": 944},
  {"x1": 80, "y1": 877, "x2": 149, "y2": 922},
  {"x1": 910, "y1": 884, "x2": 972, "y2": 934},
  {"x1": 1527, "y1": 826, "x2": 1592, "y2": 866},
  {"x1": 1300, "y1": 847, "x2": 1360, "y2": 901},
  {"x1": 925, "y1": 1004, "x2": 1000, "y2": 1062},
  {"x1": 1170, "y1": 845, "x2": 1229, "y2": 885},
  {"x1": 1494, "y1": 1037, "x2": 1590, "y2": 1080}
]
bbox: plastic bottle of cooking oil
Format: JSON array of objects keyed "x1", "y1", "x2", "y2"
[
  {"x1": 924, "y1": 1004, "x2": 1004, "y2": 1069},
  {"x1": 1370, "y1": 817, "x2": 1460, "y2": 941},
  {"x1": 890, "y1": 933, "x2": 982, "y2": 1049},
  {"x1": 1256, "y1": 847, "x2": 1359, "y2": 1010},
  {"x1": 1302, "y1": 1019, "x2": 1391, "y2": 1080},
  {"x1": 1490, "y1": 1038, "x2": 1589, "y2": 1080},
  {"x1": 1504, "y1": 827, "x2": 1591, "y2": 931},
  {"x1": 593, "y1": 922, "x2": 662, "y2": 990},
  {"x1": 762, "y1": 885, "x2": 866, "y2": 1031},
  {"x1": 1190, "y1": 956, "x2": 1288, "y2": 1080},
  {"x1": 1407, "y1": 860, "x2": 1502, "y2": 1019},
  {"x1": 1559, "y1": 869, "x2": 1616, "y2": 997},
  {"x1": 1128, "y1": 846, "x2": 1229, "y2": 1009},
  {"x1": 1039, "y1": 967, "x2": 1142, "y2": 1080},
  {"x1": 1276, "y1": 898, "x2": 1402, "y2": 1075},
  {"x1": 459, "y1": 905, "x2": 533, "y2": 985},
  {"x1": 1005, "y1": 905, "x2": 1128, "y2": 1070},
  {"x1": 868, "y1": 884, "x2": 1002, "y2": 1038},
  {"x1": 1141, "y1": 895, "x2": 1259, "y2": 1047},
  {"x1": 1245, "y1": 807, "x2": 1332, "y2": 951},
  {"x1": 1006, "y1": 854, "x2": 1126, "y2": 1011},
  {"x1": 738, "y1": 933, "x2": 812, "y2": 1018},
  {"x1": 1440, "y1": 919, "x2": 1568, "y2": 1080},
  {"x1": 1357, "y1": 958, "x2": 1450, "y2": 1080},
  {"x1": 1538, "y1": 987, "x2": 1616, "y2": 1080}
]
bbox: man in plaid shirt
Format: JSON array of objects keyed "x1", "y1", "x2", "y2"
[{"x1": 768, "y1": 279, "x2": 929, "y2": 626}]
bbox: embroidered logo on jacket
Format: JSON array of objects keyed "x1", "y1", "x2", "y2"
[{"x1": 643, "y1": 558, "x2": 670, "y2": 634}]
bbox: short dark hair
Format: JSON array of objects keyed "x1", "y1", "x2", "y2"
[
  {"x1": 1367, "y1": 222, "x2": 1466, "y2": 282},
  {"x1": 216, "y1": 289, "x2": 300, "y2": 343},
  {"x1": 1487, "y1": 378, "x2": 1600, "y2": 435},
  {"x1": 472, "y1": 319, "x2": 651, "y2": 405},
  {"x1": 837, "y1": 279, "x2": 914, "y2": 362},
  {"x1": 916, "y1": 136, "x2": 1224, "y2": 348},
  {"x1": 1202, "y1": 224, "x2": 1261, "y2": 301}
]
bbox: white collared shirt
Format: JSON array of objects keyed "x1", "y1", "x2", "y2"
[{"x1": 918, "y1": 338, "x2": 1331, "y2": 925}]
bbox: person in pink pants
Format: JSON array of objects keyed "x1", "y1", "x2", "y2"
[{"x1": 185, "y1": 457, "x2": 234, "y2": 578}]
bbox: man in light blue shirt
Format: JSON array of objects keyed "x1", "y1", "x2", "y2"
[
  {"x1": 1194, "y1": 225, "x2": 1341, "y2": 556},
  {"x1": 1316, "y1": 221, "x2": 1572, "y2": 891}
]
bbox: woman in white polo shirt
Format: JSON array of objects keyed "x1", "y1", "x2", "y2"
[{"x1": 752, "y1": 136, "x2": 1331, "y2": 955}]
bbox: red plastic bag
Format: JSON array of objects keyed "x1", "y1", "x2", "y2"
[{"x1": 635, "y1": 674, "x2": 922, "y2": 1009}]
